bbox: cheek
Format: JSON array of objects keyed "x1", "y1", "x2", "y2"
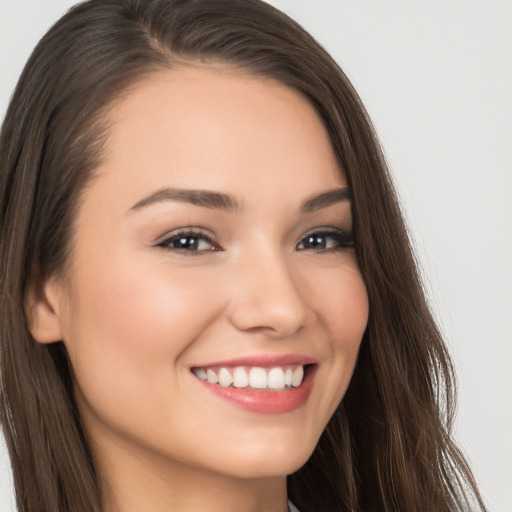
[
  {"x1": 331, "y1": 274, "x2": 368, "y2": 343},
  {"x1": 330, "y1": 267, "x2": 368, "y2": 368},
  {"x1": 61, "y1": 257, "x2": 226, "y2": 410},
  {"x1": 308, "y1": 258, "x2": 369, "y2": 344},
  {"x1": 310, "y1": 262, "x2": 368, "y2": 401},
  {"x1": 68, "y1": 257, "x2": 220, "y2": 351}
]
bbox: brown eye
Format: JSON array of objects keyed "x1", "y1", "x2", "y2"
[
  {"x1": 296, "y1": 229, "x2": 354, "y2": 252},
  {"x1": 158, "y1": 229, "x2": 221, "y2": 252}
]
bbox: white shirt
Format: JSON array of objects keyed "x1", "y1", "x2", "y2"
[{"x1": 288, "y1": 500, "x2": 301, "y2": 512}]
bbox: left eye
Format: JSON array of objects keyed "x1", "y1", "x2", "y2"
[
  {"x1": 157, "y1": 230, "x2": 219, "y2": 252},
  {"x1": 296, "y1": 229, "x2": 354, "y2": 252}
]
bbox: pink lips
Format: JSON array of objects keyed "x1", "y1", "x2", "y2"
[
  {"x1": 191, "y1": 354, "x2": 317, "y2": 414},
  {"x1": 193, "y1": 354, "x2": 318, "y2": 368}
]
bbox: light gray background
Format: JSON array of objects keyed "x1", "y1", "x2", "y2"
[{"x1": 1, "y1": 1, "x2": 511, "y2": 511}]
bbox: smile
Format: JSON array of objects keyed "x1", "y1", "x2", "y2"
[
  {"x1": 190, "y1": 356, "x2": 317, "y2": 414},
  {"x1": 192, "y1": 364, "x2": 305, "y2": 391}
]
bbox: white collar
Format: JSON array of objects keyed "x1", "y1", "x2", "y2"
[{"x1": 288, "y1": 499, "x2": 301, "y2": 512}]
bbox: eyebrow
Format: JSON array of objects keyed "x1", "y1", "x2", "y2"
[
  {"x1": 130, "y1": 188, "x2": 240, "y2": 212},
  {"x1": 129, "y1": 186, "x2": 351, "y2": 213},
  {"x1": 299, "y1": 187, "x2": 351, "y2": 213}
]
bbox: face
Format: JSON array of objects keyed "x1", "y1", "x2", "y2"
[{"x1": 49, "y1": 67, "x2": 368, "y2": 481}]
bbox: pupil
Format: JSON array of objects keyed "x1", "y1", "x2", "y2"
[
  {"x1": 174, "y1": 237, "x2": 198, "y2": 250},
  {"x1": 307, "y1": 235, "x2": 325, "y2": 248}
]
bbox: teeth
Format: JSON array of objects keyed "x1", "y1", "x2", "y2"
[
  {"x1": 194, "y1": 364, "x2": 307, "y2": 390},
  {"x1": 195, "y1": 368, "x2": 207, "y2": 381},
  {"x1": 218, "y1": 367, "x2": 232, "y2": 387},
  {"x1": 267, "y1": 367, "x2": 286, "y2": 389},
  {"x1": 206, "y1": 369, "x2": 218, "y2": 384},
  {"x1": 233, "y1": 367, "x2": 249, "y2": 388},
  {"x1": 249, "y1": 367, "x2": 267, "y2": 389},
  {"x1": 292, "y1": 365, "x2": 304, "y2": 387}
]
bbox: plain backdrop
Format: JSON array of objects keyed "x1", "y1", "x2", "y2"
[{"x1": 1, "y1": 1, "x2": 511, "y2": 511}]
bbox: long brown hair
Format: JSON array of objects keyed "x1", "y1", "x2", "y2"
[{"x1": 0, "y1": 1, "x2": 487, "y2": 511}]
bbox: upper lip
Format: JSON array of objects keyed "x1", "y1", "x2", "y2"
[{"x1": 190, "y1": 353, "x2": 318, "y2": 368}]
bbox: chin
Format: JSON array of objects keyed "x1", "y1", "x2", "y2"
[{"x1": 211, "y1": 435, "x2": 317, "y2": 479}]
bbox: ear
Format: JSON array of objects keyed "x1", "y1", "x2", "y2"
[{"x1": 25, "y1": 277, "x2": 65, "y2": 344}]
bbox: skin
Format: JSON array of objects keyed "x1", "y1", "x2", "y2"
[{"x1": 30, "y1": 66, "x2": 369, "y2": 512}]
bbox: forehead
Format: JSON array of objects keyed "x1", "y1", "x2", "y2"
[{"x1": 89, "y1": 66, "x2": 344, "y2": 210}]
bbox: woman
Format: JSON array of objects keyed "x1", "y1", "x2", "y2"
[{"x1": 0, "y1": 0, "x2": 487, "y2": 511}]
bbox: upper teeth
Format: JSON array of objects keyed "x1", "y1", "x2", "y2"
[{"x1": 192, "y1": 365, "x2": 305, "y2": 390}]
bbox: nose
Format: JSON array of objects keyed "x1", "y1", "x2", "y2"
[{"x1": 227, "y1": 249, "x2": 312, "y2": 339}]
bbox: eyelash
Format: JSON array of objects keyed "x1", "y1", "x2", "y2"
[
  {"x1": 157, "y1": 228, "x2": 221, "y2": 254},
  {"x1": 296, "y1": 228, "x2": 355, "y2": 252},
  {"x1": 157, "y1": 227, "x2": 354, "y2": 255}
]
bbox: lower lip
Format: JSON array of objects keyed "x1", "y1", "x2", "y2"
[{"x1": 194, "y1": 367, "x2": 316, "y2": 414}]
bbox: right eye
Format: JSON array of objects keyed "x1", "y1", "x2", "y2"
[{"x1": 157, "y1": 229, "x2": 221, "y2": 253}]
